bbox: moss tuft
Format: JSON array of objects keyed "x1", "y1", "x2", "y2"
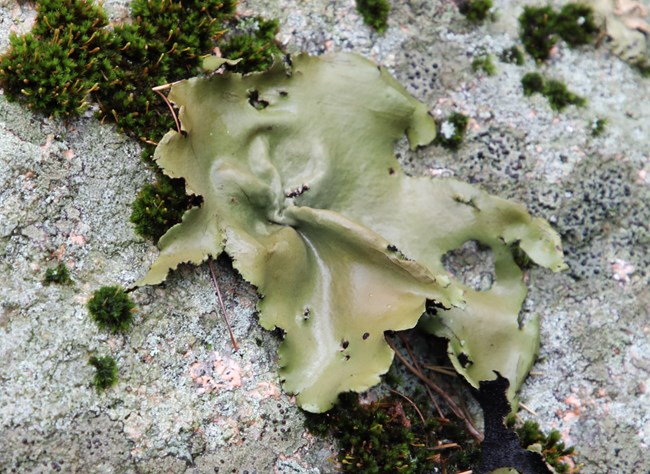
[
  {"x1": 471, "y1": 54, "x2": 497, "y2": 76},
  {"x1": 0, "y1": 0, "x2": 285, "y2": 243},
  {"x1": 220, "y1": 17, "x2": 283, "y2": 74},
  {"x1": 89, "y1": 355, "x2": 119, "y2": 391},
  {"x1": 543, "y1": 79, "x2": 586, "y2": 111},
  {"x1": 356, "y1": 0, "x2": 391, "y2": 33},
  {"x1": 435, "y1": 112, "x2": 469, "y2": 150},
  {"x1": 519, "y1": 6, "x2": 558, "y2": 62},
  {"x1": 44, "y1": 263, "x2": 73, "y2": 285},
  {"x1": 508, "y1": 416, "x2": 579, "y2": 473},
  {"x1": 555, "y1": 3, "x2": 599, "y2": 47},
  {"x1": 521, "y1": 72, "x2": 585, "y2": 111},
  {"x1": 519, "y1": 3, "x2": 600, "y2": 62},
  {"x1": 590, "y1": 117, "x2": 607, "y2": 137},
  {"x1": 459, "y1": 0, "x2": 494, "y2": 23},
  {"x1": 500, "y1": 45, "x2": 525, "y2": 65},
  {"x1": 87, "y1": 286, "x2": 136, "y2": 333},
  {"x1": 305, "y1": 392, "x2": 480, "y2": 473},
  {"x1": 0, "y1": 0, "x2": 111, "y2": 117},
  {"x1": 130, "y1": 173, "x2": 199, "y2": 242},
  {"x1": 521, "y1": 72, "x2": 545, "y2": 96}
]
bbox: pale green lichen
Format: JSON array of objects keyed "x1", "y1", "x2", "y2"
[{"x1": 138, "y1": 53, "x2": 565, "y2": 412}]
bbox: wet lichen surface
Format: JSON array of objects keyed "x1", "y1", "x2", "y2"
[{"x1": 1, "y1": 0, "x2": 650, "y2": 473}]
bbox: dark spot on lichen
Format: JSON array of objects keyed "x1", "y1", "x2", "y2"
[{"x1": 247, "y1": 89, "x2": 269, "y2": 110}]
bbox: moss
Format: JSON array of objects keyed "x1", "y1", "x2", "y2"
[
  {"x1": 93, "y1": 0, "x2": 237, "y2": 143},
  {"x1": 220, "y1": 17, "x2": 283, "y2": 74},
  {"x1": 590, "y1": 117, "x2": 607, "y2": 137},
  {"x1": 0, "y1": 0, "x2": 285, "y2": 243},
  {"x1": 543, "y1": 79, "x2": 586, "y2": 111},
  {"x1": 521, "y1": 72, "x2": 545, "y2": 96},
  {"x1": 435, "y1": 112, "x2": 469, "y2": 150},
  {"x1": 0, "y1": 0, "x2": 111, "y2": 117},
  {"x1": 519, "y1": 6, "x2": 558, "y2": 62},
  {"x1": 519, "y1": 3, "x2": 600, "y2": 62},
  {"x1": 87, "y1": 286, "x2": 136, "y2": 333},
  {"x1": 555, "y1": 3, "x2": 599, "y2": 47},
  {"x1": 500, "y1": 46, "x2": 525, "y2": 66},
  {"x1": 89, "y1": 355, "x2": 119, "y2": 391},
  {"x1": 507, "y1": 415, "x2": 579, "y2": 473},
  {"x1": 521, "y1": 73, "x2": 585, "y2": 111},
  {"x1": 356, "y1": 0, "x2": 391, "y2": 33},
  {"x1": 305, "y1": 392, "x2": 480, "y2": 473},
  {"x1": 471, "y1": 54, "x2": 497, "y2": 76},
  {"x1": 43, "y1": 263, "x2": 73, "y2": 285},
  {"x1": 459, "y1": 0, "x2": 494, "y2": 23},
  {"x1": 130, "y1": 172, "x2": 199, "y2": 242}
]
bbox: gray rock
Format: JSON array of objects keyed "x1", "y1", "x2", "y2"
[{"x1": 1, "y1": 0, "x2": 649, "y2": 472}]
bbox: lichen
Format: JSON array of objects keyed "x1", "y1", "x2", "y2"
[{"x1": 138, "y1": 52, "x2": 565, "y2": 411}]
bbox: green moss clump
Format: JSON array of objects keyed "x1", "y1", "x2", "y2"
[
  {"x1": 305, "y1": 392, "x2": 480, "y2": 473},
  {"x1": 543, "y1": 79, "x2": 586, "y2": 111},
  {"x1": 471, "y1": 54, "x2": 497, "y2": 76},
  {"x1": 555, "y1": 3, "x2": 599, "y2": 47},
  {"x1": 500, "y1": 46, "x2": 525, "y2": 65},
  {"x1": 0, "y1": 0, "x2": 111, "y2": 117},
  {"x1": 356, "y1": 0, "x2": 391, "y2": 33},
  {"x1": 507, "y1": 416, "x2": 578, "y2": 473},
  {"x1": 459, "y1": 0, "x2": 494, "y2": 23},
  {"x1": 521, "y1": 72, "x2": 545, "y2": 96},
  {"x1": 435, "y1": 112, "x2": 469, "y2": 150},
  {"x1": 0, "y1": 0, "x2": 285, "y2": 243},
  {"x1": 93, "y1": 0, "x2": 237, "y2": 143},
  {"x1": 89, "y1": 355, "x2": 119, "y2": 391},
  {"x1": 220, "y1": 17, "x2": 283, "y2": 74},
  {"x1": 519, "y1": 3, "x2": 600, "y2": 62},
  {"x1": 590, "y1": 117, "x2": 607, "y2": 137},
  {"x1": 521, "y1": 72, "x2": 585, "y2": 111},
  {"x1": 130, "y1": 173, "x2": 198, "y2": 242},
  {"x1": 87, "y1": 286, "x2": 136, "y2": 333},
  {"x1": 519, "y1": 6, "x2": 558, "y2": 62},
  {"x1": 44, "y1": 263, "x2": 73, "y2": 285}
]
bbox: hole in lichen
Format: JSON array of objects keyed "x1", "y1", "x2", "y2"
[
  {"x1": 457, "y1": 352, "x2": 473, "y2": 368},
  {"x1": 341, "y1": 339, "x2": 349, "y2": 350},
  {"x1": 442, "y1": 240, "x2": 495, "y2": 291},
  {"x1": 362, "y1": 332, "x2": 370, "y2": 340},
  {"x1": 247, "y1": 89, "x2": 269, "y2": 110}
]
